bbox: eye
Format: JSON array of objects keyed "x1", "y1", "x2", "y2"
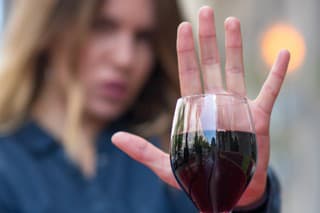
[
  {"x1": 92, "y1": 18, "x2": 117, "y2": 35},
  {"x1": 135, "y1": 31, "x2": 154, "y2": 44}
]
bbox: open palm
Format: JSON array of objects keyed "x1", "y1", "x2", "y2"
[{"x1": 112, "y1": 6, "x2": 290, "y2": 207}]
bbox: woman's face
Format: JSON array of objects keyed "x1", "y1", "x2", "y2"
[{"x1": 76, "y1": 0, "x2": 156, "y2": 122}]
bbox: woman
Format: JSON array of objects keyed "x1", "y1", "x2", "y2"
[{"x1": 0, "y1": 0, "x2": 288, "y2": 212}]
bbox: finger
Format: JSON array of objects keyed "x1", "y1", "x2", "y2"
[
  {"x1": 111, "y1": 132, "x2": 180, "y2": 189},
  {"x1": 224, "y1": 17, "x2": 246, "y2": 96},
  {"x1": 177, "y1": 22, "x2": 202, "y2": 96},
  {"x1": 198, "y1": 6, "x2": 223, "y2": 92},
  {"x1": 256, "y1": 50, "x2": 290, "y2": 114}
]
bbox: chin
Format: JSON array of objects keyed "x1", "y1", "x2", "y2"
[{"x1": 85, "y1": 101, "x2": 128, "y2": 124}]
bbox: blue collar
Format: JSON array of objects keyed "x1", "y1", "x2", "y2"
[
  {"x1": 14, "y1": 120, "x2": 60, "y2": 156},
  {"x1": 13, "y1": 119, "x2": 127, "y2": 156}
]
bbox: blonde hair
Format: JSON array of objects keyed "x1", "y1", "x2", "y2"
[{"x1": 0, "y1": 0, "x2": 182, "y2": 173}]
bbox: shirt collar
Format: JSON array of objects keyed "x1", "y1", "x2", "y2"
[
  {"x1": 14, "y1": 118, "x2": 128, "y2": 156},
  {"x1": 14, "y1": 120, "x2": 59, "y2": 156}
]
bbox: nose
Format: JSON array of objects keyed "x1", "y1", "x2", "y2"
[{"x1": 111, "y1": 34, "x2": 135, "y2": 71}]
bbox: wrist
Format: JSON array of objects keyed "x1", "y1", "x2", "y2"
[
  {"x1": 235, "y1": 185, "x2": 267, "y2": 211},
  {"x1": 236, "y1": 169, "x2": 268, "y2": 207}
]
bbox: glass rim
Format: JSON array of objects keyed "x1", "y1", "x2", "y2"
[{"x1": 177, "y1": 92, "x2": 248, "y2": 103}]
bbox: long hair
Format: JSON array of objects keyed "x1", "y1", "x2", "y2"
[{"x1": 0, "y1": 0, "x2": 182, "y2": 171}]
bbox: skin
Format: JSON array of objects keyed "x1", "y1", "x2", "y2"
[{"x1": 112, "y1": 6, "x2": 290, "y2": 208}]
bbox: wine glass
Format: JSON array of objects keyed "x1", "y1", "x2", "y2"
[{"x1": 170, "y1": 93, "x2": 257, "y2": 213}]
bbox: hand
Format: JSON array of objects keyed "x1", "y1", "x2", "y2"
[{"x1": 112, "y1": 6, "x2": 290, "y2": 207}]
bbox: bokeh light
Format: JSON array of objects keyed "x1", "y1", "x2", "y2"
[{"x1": 260, "y1": 23, "x2": 306, "y2": 72}]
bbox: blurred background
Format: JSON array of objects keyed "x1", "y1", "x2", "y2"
[{"x1": 0, "y1": 0, "x2": 318, "y2": 212}]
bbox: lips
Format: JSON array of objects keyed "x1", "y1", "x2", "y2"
[{"x1": 98, "y1": 81, "x2": 128, "y2": 101}]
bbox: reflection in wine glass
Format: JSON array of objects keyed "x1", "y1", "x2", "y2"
[{"x1": 170, "y1": 93, "x2": 257, "y2": 213}]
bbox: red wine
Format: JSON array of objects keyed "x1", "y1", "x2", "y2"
[{"x1": 170, "y1": 130, "x2": 257, "y2": 212}]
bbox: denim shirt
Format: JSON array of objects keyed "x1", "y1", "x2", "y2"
[{"x1": 0, "y1": 121, "x2": 280, "y2": 213}]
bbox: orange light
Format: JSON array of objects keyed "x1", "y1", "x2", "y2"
[{"x1": 260, "y1": 23, "x2": 306, "y2": 72}]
